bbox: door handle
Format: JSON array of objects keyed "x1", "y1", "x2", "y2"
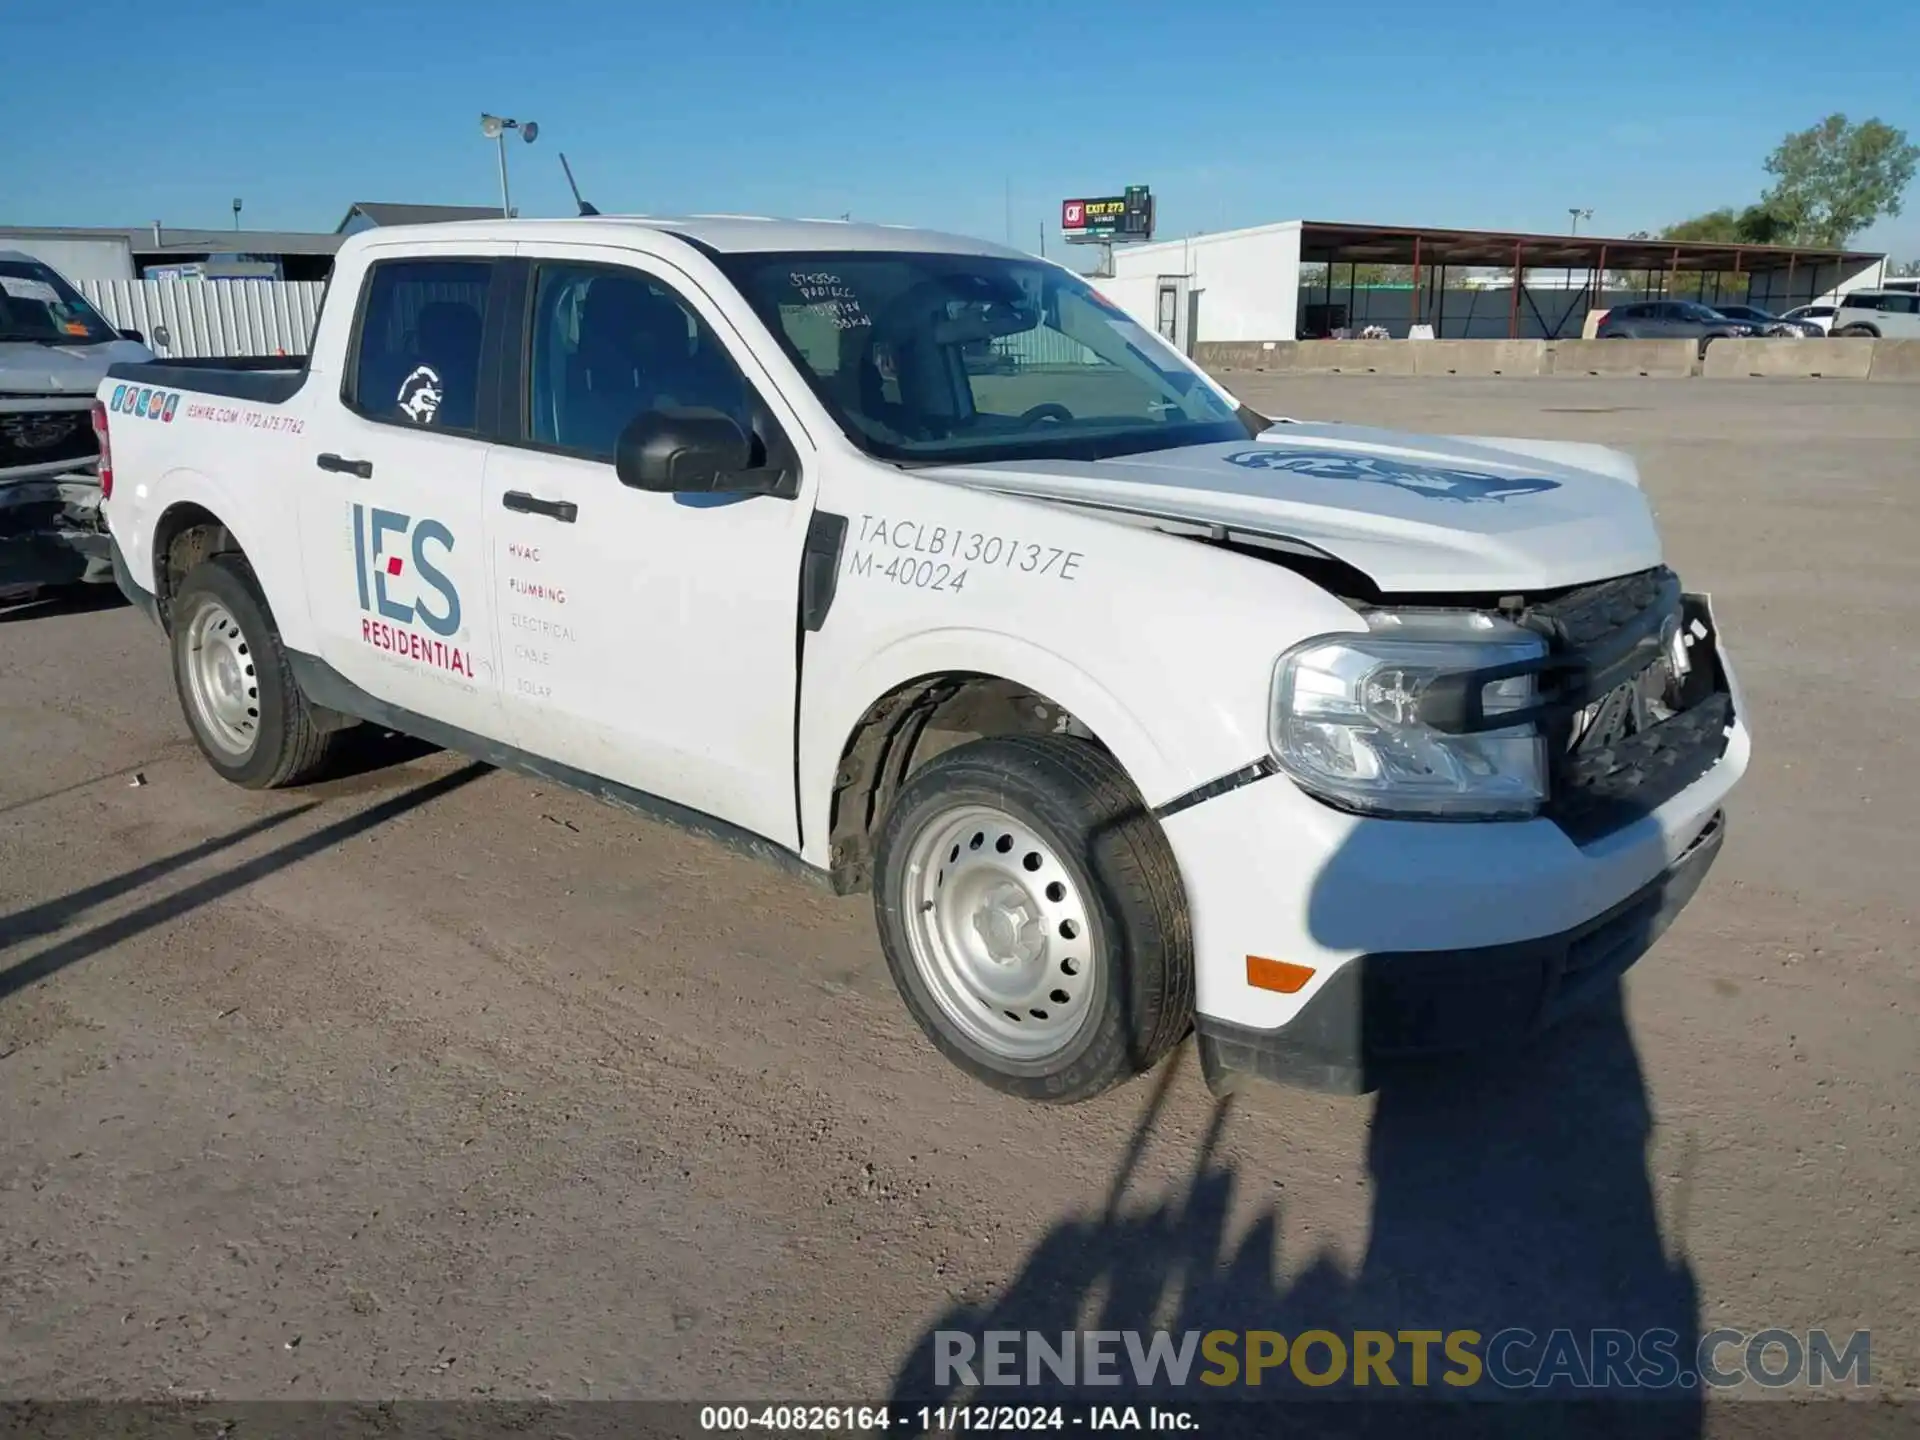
[
  {"x1": 502, "y1": 491, "x2": 579, "y2": 523},
  {"x1": 316, "y1": 453, "x2": 373, "y2": 478}
]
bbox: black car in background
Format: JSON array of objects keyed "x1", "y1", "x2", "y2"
[
  {"x1": 1594, "y1": 301, "x2": 1758, "y2": 352},
  {"x1": 1711, "y1": 303, "x2": 1818, "y2": 336}
]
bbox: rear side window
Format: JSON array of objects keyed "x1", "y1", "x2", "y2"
[
  {"x1": 1840, "y1": 293, "x2": 1877, "y2": 309},
  {"x1": 525, "y1": 261, "x2": 758, "y2": 459},
  {"x1": 347, "y1": 259, "x2": 492, "y2": 432}
]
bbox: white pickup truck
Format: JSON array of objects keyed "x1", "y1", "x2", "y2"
[{"x1": 96, "y1": 217, "x2": 1750, "y2": 1103}]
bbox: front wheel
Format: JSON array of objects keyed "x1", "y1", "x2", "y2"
[
  {"x1": 872, "y1": 735, "x2": 1193, "y2": 1103},
  {"x1": 1835, "y1": 324, "x2": 1878, "y2": 338}
]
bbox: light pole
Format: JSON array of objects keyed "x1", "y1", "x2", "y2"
[
  {"x1": 480, "y1": 114, "x2": 539, "y2": 218},
  {"x1": 1568, "y1": 206, "x2": 1593, "y2": 235}
]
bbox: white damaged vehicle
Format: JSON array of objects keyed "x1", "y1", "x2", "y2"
[
  {"x1": 96, "y1": 217, "x2": 1749, "y2": 1101},
  {"x1": 2, "y1": 251, "x2": 154, "y2": 594}
]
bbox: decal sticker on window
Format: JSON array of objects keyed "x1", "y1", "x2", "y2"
[
  {"x1": 397, "y1": 365, "x2": 444, "y2": 424},
  {"x1": 1223, "y1": 449, "x2": 1562, "y2": 503},
  {"x1": 0, "y1": 276, "x2": 60, "y2": 304}
]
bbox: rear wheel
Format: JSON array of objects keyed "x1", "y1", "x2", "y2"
[
  {"x1": 170, "y1": 554, "x2": 344, "y2": 788},
  {"x1": 872, "y1": 735, "x2": 1192, "y2": 1104},
  {"x1": 1835, "y1": 324, "x2": 1878, "y2": 338}
]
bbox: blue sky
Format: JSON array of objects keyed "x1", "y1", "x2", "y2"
[{"x1": 7, "y1": 0, "x2": 1918, "y2": 261}]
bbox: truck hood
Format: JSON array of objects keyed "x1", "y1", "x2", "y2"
[
  {"x1": 923, "y1": 421, "x2": 1663, "y2": 593},
  {"x1": 0, "y1": 339, "x2": 154, "y2": 396}
]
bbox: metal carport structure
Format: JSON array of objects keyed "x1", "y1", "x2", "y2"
[{"x1": 1297, "y1": 221, "x2": 1885, "y2": 338}]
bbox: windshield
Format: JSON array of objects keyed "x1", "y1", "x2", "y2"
[
  {"x1": 715, "y1": 250, "x2": 1254, "y2": 465},
  {"x1": 0, "y1": 259, "x2": 118, "y2": 345}
]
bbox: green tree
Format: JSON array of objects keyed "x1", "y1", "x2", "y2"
[{"x1": 1760, "y1": 114, "x2": 1919, "y2": 247}]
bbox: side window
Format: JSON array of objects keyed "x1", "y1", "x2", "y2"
[
  {"x1": 527, "y1": 262, "x2": 756, "y2": 460},
  {"x1": 347, "y1": 259, "x2": 492, "y2": 432}
]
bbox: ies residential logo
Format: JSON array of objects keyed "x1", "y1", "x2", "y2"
[{"x1": 352, "y1": 503, "x2": 461, "y2": 637}]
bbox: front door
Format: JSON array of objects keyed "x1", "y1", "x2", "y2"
[
  {"x1": 298, "y1": 249, "x2": 511, "y2": 741},
  {"x1": 482, "y1": 249, "x2": 817, "y2": 849}
]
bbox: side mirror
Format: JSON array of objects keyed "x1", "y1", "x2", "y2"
[
  {"x1": 151, "y1": 324, "x2": 172, "y2": 351},
  {"x1": 614, "y1": 408, "x2": 792, "y2": 497},
  {"x1": 117, "y1": 328, "x2": 147, "y2": 346}
]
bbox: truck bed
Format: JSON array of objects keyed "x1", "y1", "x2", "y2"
[{"x1": 106, "y1": 356, "x2": 311, "y2": 407}]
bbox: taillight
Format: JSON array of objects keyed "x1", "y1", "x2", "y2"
[{"x1": 91, "y1": 400, "x2": 112, "y2": 500}]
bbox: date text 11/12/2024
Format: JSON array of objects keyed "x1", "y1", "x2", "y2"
[{"x1": 698, "y1": 1405, "x2": 1195, "y2": 1432}]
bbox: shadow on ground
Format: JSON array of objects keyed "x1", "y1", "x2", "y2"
[
  {"x1": 0, "y1": 762, "x2": 489, "y2": 1002},
  {"x1": 0, "y1": 583, "x2": 128, "y2": 624},
  {"x1": 890, "y1": 987, "x2": 1702, "y2": 1438}
]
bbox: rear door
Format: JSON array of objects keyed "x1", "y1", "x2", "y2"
[
  {"x1": 481, "y1": 245, "x2": 819, "y2": 849},
  {"x1": 1883, "y1": 293, "x2": 1920, "y2": 338},
  {"x1": 297, "y1": 245, "x2": 513, "y2": 740}
]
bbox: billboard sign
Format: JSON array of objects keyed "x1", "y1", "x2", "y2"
[{"x1": 1061, "y1": 185, "x2": 1154, "y2": 243}]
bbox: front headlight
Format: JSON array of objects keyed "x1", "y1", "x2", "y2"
[{"x1": 1270, "y1": 610, "x2": 1548, "y2": 819}]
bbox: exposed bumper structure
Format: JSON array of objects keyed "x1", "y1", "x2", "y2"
[
  {"x1": 1194, "y1": 809, "x2": 1726, "y2": 1094},
  {"x1": 0, "y1": 473, "x2": 111, "y2": 591},
  {"x1": 1162, "y1": 596, "x2": 1750, "y2": 1096}
]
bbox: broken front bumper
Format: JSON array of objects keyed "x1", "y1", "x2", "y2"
[
  {"x1": 1193, "y1": 809, "x2": 1726, "y2": 1095},
  {"x1": 1161, "y1": 581, "x2": 1750, "y2": 1097},
  {"x1": 0, "y1": 472, "x2": 111, "y2": 591}
]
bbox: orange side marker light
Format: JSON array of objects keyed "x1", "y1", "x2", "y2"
[{"x1": 1246, "y1": 955, "x2": 1316, "y2": 994}]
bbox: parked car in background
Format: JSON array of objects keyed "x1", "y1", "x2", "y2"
[
  {"x1": 1780, "y1": 303, "x2": 1837, "y2": 335},
  {"x1": 2, "y1": 250, "x2": 154, "y2": 596},
  {"x1": 1711, "y1": 304, "x2": 1819, "y2": 337},
  {"x1": 1830, "y1": 289, "x2": 1920, "y2": 339},
  {"x1": 1594, "y1": 300, "x2": 1756, "y2": 352}
]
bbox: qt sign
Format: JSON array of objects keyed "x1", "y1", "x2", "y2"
[{"x1": 351, "y1": 504, "x2": 460, "y2": 637}]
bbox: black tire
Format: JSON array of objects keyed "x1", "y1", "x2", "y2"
[
  {"x1": 871, "y1": 734, "x2": 1192, "y2": 1104},
  {"x1": 170, "y1": 553, "x2": 343, "y2": 789},
  {"x1": 1835, "y1": 324, "x2": 1878, "y2": 338}
]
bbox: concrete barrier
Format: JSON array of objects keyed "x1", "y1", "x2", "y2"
[
  {"x1": 1701, "y1": 338, "x2": 1875, "y2": 379},
  {"x1": 1193, "y1": 341, "x2": 1300, "y2": 371},
  {"x1": 1283, "y1": 340, "x2": 1417, "y2": 375},
  {"x1": 1545, "y1": 340, "x2": 1697, "y2": 377},
  {"x1": 1411, "y1": 340, "x2": 1549, "y2": 377},
  {"x1": 1868, "y1": 339, "x2": 1920, "y2": 382},
  {"x1": 1195, "y1": 336, "x2": 1920, "y2": 380}
]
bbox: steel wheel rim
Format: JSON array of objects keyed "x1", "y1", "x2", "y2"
[
  {"x1": 183, "y1": 599, "x2": 259, "y2": 756},
  {"x1": 899, "y1": 803, "x2": 1097, "y2": 1062}
]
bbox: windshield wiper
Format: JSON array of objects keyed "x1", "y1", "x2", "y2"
[{"x1": 0, "y1": 333, "x2": 95, "y2": 346}]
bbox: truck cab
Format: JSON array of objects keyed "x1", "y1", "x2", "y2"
[{"x1": 99, "y1": 217, "x2": 1750, "y2": 1103}]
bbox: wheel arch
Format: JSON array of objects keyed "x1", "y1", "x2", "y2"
[
  {"x1": 151, "y1": 499, "x2": 246, "y2": 631},
  {"x1": 811, "y1": 643, "x2": 1179, "y2": 896}
]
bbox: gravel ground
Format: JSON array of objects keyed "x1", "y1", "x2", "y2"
[{"x1": 1, "y1": 376, "x2": 1914, "y2": 1431}]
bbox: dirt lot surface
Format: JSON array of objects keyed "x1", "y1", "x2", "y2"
[{"x1": 2, "y1": 377, "x2": 1915, "y2": 1427}]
